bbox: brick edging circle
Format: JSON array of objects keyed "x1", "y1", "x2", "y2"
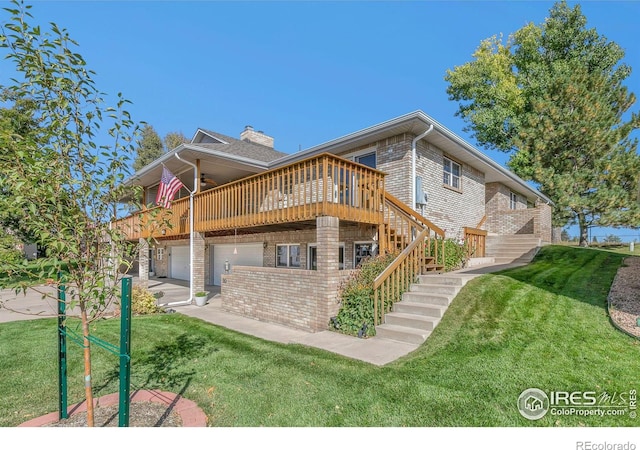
[{"x1": 18, "y1": 389, "x2": 207, "y2": 427}]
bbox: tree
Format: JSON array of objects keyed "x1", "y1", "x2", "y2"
[
  {"x1": 560, "y1": 229, "x2": 570, "y2": 242},
  {"x1": 1, "y1": 1, "x2": 145, "y2": 426},
  {"x1": 0, "y1": 90, "x2": 42, "y2": 243},
  {"x1": 164, "y1": 131, "x2": 188, "y2": 151},
  {"x1": 133, "y1": 124, "x2": 163, "y2": 171},
  {"x1": 445, "y1": 1, "x2": 640, "y2": 247},
  {"x1": 603, "y1": 234, "x2": 622, "y2": 244}
]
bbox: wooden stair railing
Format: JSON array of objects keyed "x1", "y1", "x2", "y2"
[
  {"x1": 372, "y1": 193, "x2": 446, "y2": 326},
  {"x1": 463, "y1": 227, "x2": 487, "y2": 258}
]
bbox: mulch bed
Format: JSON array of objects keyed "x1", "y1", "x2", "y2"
[
  {"x1": 608, "y1": 256, "x2": 640, "y2": 338},
  {"x1": 19, "y1": 390, "x2": 207, "y2": 427},
  {"x1": 45, "y1": 401, "x2": 182, "y2": 427}
]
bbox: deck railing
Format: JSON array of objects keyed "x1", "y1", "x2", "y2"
[
  {"x1": 372, "y1": 193, "x2": 446, "y2": 326},
  {"x1": 463, "y1": 226, "x2": 487, "y2": 258},
  {"x1": 195, "y1": 153, "x2": 384, "y2": 231},
  {"x1": 113, "y1": 153, "x2": 385, "y2": 240}
]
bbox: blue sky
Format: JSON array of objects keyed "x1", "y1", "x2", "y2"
[{"x1": 9, "y1": 0, "x2": 640, "y2": 241}]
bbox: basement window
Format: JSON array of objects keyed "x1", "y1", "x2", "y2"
[{"x1": 276, "y1": 244, "x2": 300, "y2": 268}]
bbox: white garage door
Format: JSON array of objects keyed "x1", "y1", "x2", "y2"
[
  {"x1": 170, "y1": 246, "x2": 190, "y2": 281},
  {"x1": 212, "y1": 243, "x2": 263, "y2": 286}
]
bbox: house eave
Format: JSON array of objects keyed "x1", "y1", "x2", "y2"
[{"x1": 123, "y1": 144, "x2": 270, "y2": 188}]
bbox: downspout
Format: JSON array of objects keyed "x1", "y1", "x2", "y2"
[
  {"x1": 164, "y1": 152, "x2": 198, "y2": 306},
  {"x1": 411, "y1": 124, "x2": 434, "y2": 210}
]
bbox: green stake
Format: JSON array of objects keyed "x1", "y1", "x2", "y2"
[{"x1": 118, "y1": 277, "x2": 132, "y2": 427}]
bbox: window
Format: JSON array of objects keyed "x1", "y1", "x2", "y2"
[
  {"x1": 354, "y1": 242, "x2": 376, "y2": 268},
  {"x1": 355, "y1": 152, "x2": 376, "y2": 169},
  {"x1": 308, "y1": 244, "x2": 345, "y2": 270},
  {"x1": 276, "y1": 244, "x2": 300, "y2": 268},
  {"x1": 443, "y1": 157, "x2": 461, "y2": 190},
  {"x1": 156, "y1": 248, "x2": 164, "y2": 261},
  {"x1": 510, "y1": 191, "x2": 518, "y2": 210}
]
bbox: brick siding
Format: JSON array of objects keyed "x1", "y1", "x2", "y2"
[
  {"x1": 340, "y1": 133, "x2": 486, "y2": 240},
  {"x1": 485, "y1": 182, "x2": 552, "y2": 242}
]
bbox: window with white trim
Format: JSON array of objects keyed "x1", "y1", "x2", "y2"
[
  {"x1": 510, "y1": 191, "x2": 518, "y2": 210},
  {"x1": 276, "y1": 244, "x2": 300, "y2": 268},
  {"x1": 156, "y1": 248, "x2": 164, "y2": 261},
  {"x1": 347, "y1": 147, "x2": 377, "y2": 169},
  {"x1": 443, "y1": 157, "x2": 461, "y2": 190}
]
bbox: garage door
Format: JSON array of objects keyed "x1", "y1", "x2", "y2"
[
  {"x1": 212, "y1": 243, "x2": 263, "y2": 286},
  {"x1": 170, "y1": 246, "x2": 190, "y2": 281}
]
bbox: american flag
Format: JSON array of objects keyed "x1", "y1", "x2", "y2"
[{"x1": 156, "y1": 167, "x2": 184, "y2": 208}]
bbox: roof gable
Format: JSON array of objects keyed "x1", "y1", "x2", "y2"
[
  {"x1": 189, "y1": 128, "x2": 288, "y2": 163},
  {"x1": 191, "y1": 129, "x2": 229, "y2": 145}
]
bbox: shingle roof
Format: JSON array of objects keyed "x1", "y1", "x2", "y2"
[{"x1": 194, "y1": 129, "x2": 288, "y2": 163}]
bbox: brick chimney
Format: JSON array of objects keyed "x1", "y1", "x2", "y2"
[{"x1": 240, "y1": 125, "x2": 274, "y2": 148}]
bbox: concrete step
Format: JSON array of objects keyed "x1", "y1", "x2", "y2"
[
  {"x1": 376, "y1": 272, "x2": 471, "y2": 346},
  {"x1": 485, "y1": 244, "x2": 539, "y2": 251},
  {"x1": 486, "y1": 249, "x2": 536, "y2": 258},
  {"x1": 416, "y1": 275, "x2": 464, "y2": 286},
  {"x1": 394, "y1": 301, "x2": 445, "y2": 318},
  {"x1": 409, "y1": 283, "x2": 460, "y2": 295},
  {"x1": 486, "y1": 243, "x2": 539, "y2": 250},
  {"x1": 375, "y1": 323, "x2": 431, "y2": 345},
  {"x1": 384, "y1": 312, "x2": 438, "y2": 331},
  {"x1": 467, "y1": 257, "x2": 495, "y2": 267},
  {"x1": 487, "y1": 234, "x2": 540, "y2": 241},
  {"x1": 493, "y1": 256, "x2": 534, "y2": 264},
  {"x1": 404, "y1": 291, "x2": 451, "y2": 306}
]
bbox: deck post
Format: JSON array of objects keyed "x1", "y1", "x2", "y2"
[
  {"x1": 138, "y1": 238, "x2": 149, "y2": 287},
  {"x1": 316, "y1": 216, "x2": 341, "y2": 329},
  {"x1": 193, "y1": 232, "x2": 206, "y2": 295}
]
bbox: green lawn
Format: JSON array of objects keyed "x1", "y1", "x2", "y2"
[{"x1": 0, "y1": 245, "x2": 638, "y2": 427}]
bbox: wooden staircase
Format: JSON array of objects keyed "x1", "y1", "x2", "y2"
[{"x1": 375, "y1": 273, "x2": 473, "y2": 344}]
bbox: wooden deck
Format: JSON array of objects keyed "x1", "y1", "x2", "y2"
[{"x1": 114, "y1": 153, "x2": 385, "y2": 240}]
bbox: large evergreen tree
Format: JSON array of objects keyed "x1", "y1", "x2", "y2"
[
  {"x1": 133, "y1": 123, "x2": 163, "y2": 171},
  {"x1": 445, "y1": 1, "x2": 640, "y2": 246},
  {"x1": 164, "y1": 130, "x2": 188, "y2": 151}
]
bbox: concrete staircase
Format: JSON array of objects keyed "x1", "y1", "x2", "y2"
[
  {"x1": 485, "y1": 234, "x2": 541, "y2": 264},
  {"x1": 373, "y1": 234, "x2": 543, "y2": 345},
  {"x1": 375, "y1": 273, "x2": 474, "y2": 344}
]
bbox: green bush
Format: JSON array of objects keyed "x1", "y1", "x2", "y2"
[
  {"x1": 131, "y1": 286, "x2": 163, "y2": 315},
  {"x1": 0, "y1": 235, "x2": 24, "y2": 265},
  {"x1": 430, "y1": 238, "x2": 466, "y2": 272},
  {"x1": 331, "y1": 252, "x2": 397, "y2": 338}
]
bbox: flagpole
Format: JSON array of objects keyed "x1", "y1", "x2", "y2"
[{"x1": 175, "y1": 152, "x2": 197, "y2": 305}]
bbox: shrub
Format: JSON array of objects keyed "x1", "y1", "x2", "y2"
[
  {"x1": 0, "y1": 235, "x2": 24, "y2": 265},
  {"x1": 331, "y1": 252, "x2": 397, "y2": 338},
  {"x1": 131, "y1": 286, "x2": 163, "y2": 315},
  {"x1": 430, "y1": 238, "x2": 466, "y2": 272}
]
